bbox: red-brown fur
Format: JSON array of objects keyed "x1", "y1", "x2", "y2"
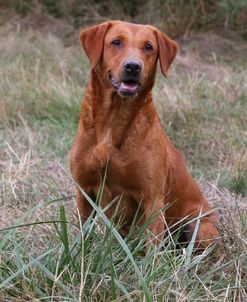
[{"x1": 69, "y1": 21, "x2": 219, "y2": 249}]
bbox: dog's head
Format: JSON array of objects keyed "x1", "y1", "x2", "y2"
[{"x1": 80, "y1": 21, "x2": 178, "y2": 97}]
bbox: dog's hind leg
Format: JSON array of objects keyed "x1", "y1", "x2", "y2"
[
  {"x1": 186, "y1": 213, "x2": 220, "y2": 249},
  {"x1": 181, "y1": 201, "x2": 220, "y2": 249}
]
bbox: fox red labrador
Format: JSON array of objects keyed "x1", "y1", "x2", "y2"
[{"x1": 70, "y1": 21, "x2": 219, "y2": 249}]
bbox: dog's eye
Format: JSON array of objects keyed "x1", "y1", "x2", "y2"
[
  {"x1": 112, "y1": 39, "x2": 121, "y2": 47},
  {"x1": 144, "y1": 43, "x2": 153, "y2": 51}
]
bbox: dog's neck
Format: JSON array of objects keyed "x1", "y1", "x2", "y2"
[{"x1": 82, "y1": 71, "x2": 157, "y2": 147}]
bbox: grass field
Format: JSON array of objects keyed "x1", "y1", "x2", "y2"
[{"x1": 0, "y1": 22, "x2": 247, "y2": 301}]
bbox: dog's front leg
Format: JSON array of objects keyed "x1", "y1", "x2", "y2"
[
  {"x1": 76, "y1": 189, "x2": 96, "y2": 224},
  {"x1": 142, "y1": 199, "x2": 165, "y2": 247}
]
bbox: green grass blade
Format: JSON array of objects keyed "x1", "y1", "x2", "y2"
[
  {"x1": 0, "y1": 250, "x2": 53, "y2": 290},
  {"x1": 185, "y1": 208, "x2": 202, "y2": 266},
  {"x1": 59, "y1": 205, "x2": 71, "y2": 266},
  {"x1": 33, "y1": 259, "x2": 76, "y2": 299}
]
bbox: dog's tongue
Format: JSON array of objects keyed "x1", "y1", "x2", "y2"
[{"x1": 120, "y1": 81, "x2": 138, "y2": 90}]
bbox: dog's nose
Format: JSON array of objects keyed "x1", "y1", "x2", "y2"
[{"x1": 123, "y1": 60, "x2": 142, "y2": 75}]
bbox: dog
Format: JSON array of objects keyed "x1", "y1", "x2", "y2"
[{"x1": 69, "y1": 21, "x2": 219, "y2": 249}]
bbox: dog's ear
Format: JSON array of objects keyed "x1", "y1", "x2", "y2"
[
  {"x1": 156, "y1": 30, "x2": 178, "y2": 77},
  {"x1": 80, "y1": 22, "x2": 110, "y2": 69}
]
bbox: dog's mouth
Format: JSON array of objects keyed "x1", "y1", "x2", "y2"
[{"x1": 110, "y1": 75, "x2": 139, "y2": 96}]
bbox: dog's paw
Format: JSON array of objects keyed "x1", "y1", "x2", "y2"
[
  {"x1": 103, "y1": 128, "x2": 112, "y2": 148},
  {"x1": 92, "y1": 129, "x2": 112, "y2": 168}
]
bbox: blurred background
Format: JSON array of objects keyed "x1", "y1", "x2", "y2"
[{"x1": 1, "y1": 0, "x2": 247, "y2": 40}]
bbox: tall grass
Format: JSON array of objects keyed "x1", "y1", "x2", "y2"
[
  {"x1": 0, "y1": 22, "x2": 246, "y2": 301},
  {"x1": 1, "y1": 188, "x2": 246, "y2": 301}
]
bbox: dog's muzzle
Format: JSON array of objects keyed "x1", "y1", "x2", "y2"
[{"x1": 110, "y1": 59, "x2": 142, "y2": 96}]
